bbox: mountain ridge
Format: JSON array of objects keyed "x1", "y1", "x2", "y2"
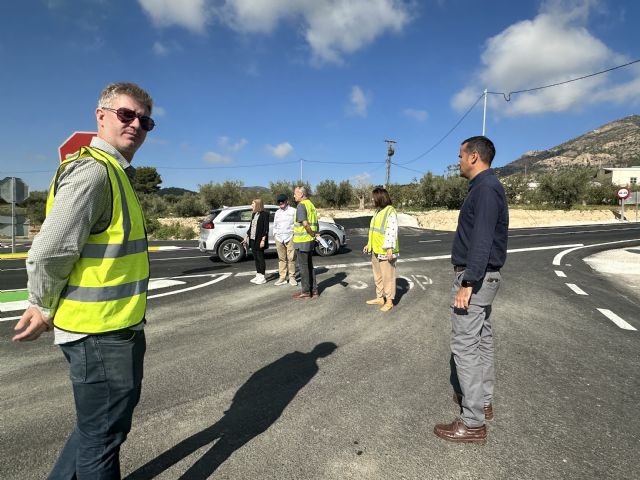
[{"x1": 496, "y1": 115, "x2": 640, "y2": 177}]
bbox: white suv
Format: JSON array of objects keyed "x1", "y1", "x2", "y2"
[{"x1": 199, "y1": 204, "x2": 348, "y2": 263}]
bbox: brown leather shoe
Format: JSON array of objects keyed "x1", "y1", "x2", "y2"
[
  {"x1": 452, "y1": 392, "x2": 494, "y2": 421},
  {"x1": 433, "y1": 419, "x2": 487, "y2": 443},
  {"x1": 292, "y1": 292, "x2": 311, "y2": 299}
]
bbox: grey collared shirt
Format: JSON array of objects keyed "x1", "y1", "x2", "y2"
[{"x1": 26, "y1": 137, "x2": 140, "y2": 344}]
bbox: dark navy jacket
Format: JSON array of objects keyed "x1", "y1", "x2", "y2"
[{"x1": 451, "y1": 169, "x2": 509, "y2": 284}]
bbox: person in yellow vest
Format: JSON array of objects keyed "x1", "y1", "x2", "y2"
[
  {"x1": 363, "y1": 186, "x2": 399, "y2": 312},
  {"x1": 13, "y1": 82, "x2": 155, "y2": 478},
  {"x1": 292, "y1": 186, "x2": 320, "y2": 299}
]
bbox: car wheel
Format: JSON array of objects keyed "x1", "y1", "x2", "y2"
[
  {"x1": 218, "y1": 238, "x2": 245, "y2": 263},
  {"x1": 315, "y1": 233, "x2": 338, "y2": 256}
]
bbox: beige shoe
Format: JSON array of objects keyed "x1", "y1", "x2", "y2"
[
  {"x1": 380, "y1": 301, "x2": 394, "y2": 312},
  {"x1": 366, "y1": 298, "x2": 385, "y2": 305}
]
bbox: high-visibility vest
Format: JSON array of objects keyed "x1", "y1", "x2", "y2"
[
  {"x1": 367, "y1": 205, "x2": 400, "y2": 255},
  {"x1": 46, "y1": 146, "x2": 149, "y2": 333},
  {"x1": 293, "y1": 199, "x2": 318, "y2": 243}
]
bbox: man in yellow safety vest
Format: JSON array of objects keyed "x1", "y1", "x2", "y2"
[
  {"x1": 292, "y1": 186, "x2": 320, "y2": 299},
  {"x1": 13, "y1": 82, "x2": 155, "y2": 478}
]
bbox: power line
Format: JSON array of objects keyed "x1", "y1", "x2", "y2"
[
  {"x1": 304, "y1": 158, "x2": 384, "y2": 165},
  {"x1": 487, "y1": 58, "x2": 640, "y2": 101},
  {"x1": 398, "y1": 92, "x2": 485, "y2": 166},
  {"x1": 155, "y1": 160, "x2": 299, "y2": 170}
]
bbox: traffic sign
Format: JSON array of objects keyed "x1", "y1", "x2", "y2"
[
  {"x1": 0, "y1": 177, "x2": 29, "y2": 203},
  {"x1": 617, "y1": 187, "x2": 631, "y2": 200},
  {"x1": 58, "y1": 131, "x2": 96, "y2": 161}
]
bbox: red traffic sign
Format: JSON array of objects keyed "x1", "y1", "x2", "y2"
[
  {"x1": 617, "y1": 187, "x2": 631, "y2": 200},
  {"x1": 58, "y1": 131, "x2": 96, "y2": 162}
]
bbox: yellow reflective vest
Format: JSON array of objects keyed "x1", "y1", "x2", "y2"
[
  {"x1": 293, "y1": 198, "x2": 318, "y2": 243},
  {"x1": 367, "y1": 205, "x2": 400, "y2": 255},
  {"x1": 46, "y1": 147, "x2": 149, "y2": 333}
]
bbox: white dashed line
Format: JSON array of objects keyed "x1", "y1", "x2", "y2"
[
  {"x1": 566, "y1": 283, "x2": 588, "y2": 295},
  {"x1": 597, "y1": 309, "x2": 637, "y2": 331},
  {"x1": 555, "y1": 270, "x2": 567, "y2": 277}
]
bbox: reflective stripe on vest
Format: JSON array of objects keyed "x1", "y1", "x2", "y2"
[
  {"x1": 367, "y1": 205, "x2": 400, "y2": 255},
  {"x1": 47, "y1": 146, "x2": 149, "y2": 333},
  {"x1": 293, "y1": 199, "x2": 318, "y2": 243}
]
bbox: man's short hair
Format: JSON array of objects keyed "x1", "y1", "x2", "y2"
[
  {"x1": 461, "y1": 136, "x2": 495, "y2": 165},
  {"x1": 98, "y1": 82, "x2": 153, "y2": 114}
]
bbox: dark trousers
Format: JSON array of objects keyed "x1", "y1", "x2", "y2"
[
  {"x1": 250, "y1": 241, "x2": 266, "y2": 275},
  {"x1": 297, "y1": 250, "x2": 317, "y2": 293},
  {"x1": 49, "y1": 329, "x2": 146, "y2": 479}
]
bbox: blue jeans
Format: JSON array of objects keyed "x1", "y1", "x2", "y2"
[{"x1": 49, "y1": 329, "x2": 146, "y2": 480}]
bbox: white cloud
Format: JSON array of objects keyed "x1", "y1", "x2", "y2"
[
  {"x1": 347, "y1": 85, "x2": 370, "y2": 117},
  {"x1": 266, "y1": 142, "x2": 294, "y2": 158},
  {"x1": 403, "y1": 108, "x2": 428, "y2": 122},
  {"x1": 152, "y1": 41, "x2": 169, "y2": 56},
  {"x1": 203, "y1": 151, "x2": 233, "y2": 164},
  {"x1": 141, "y1": 0, "x2": 412, "y2": 63},
  {"x1": 452, "y1": 0, "x2": 637, "y2": 116},
  {"x1": 138, "y1": 0, "x2": 210, "y2": 34},
  {"x1": 351, "y1": 172, "x2": 372, "y2": 186},
  {"x1": 218, "y1": 136, "x2": 248, "y2": 152}
]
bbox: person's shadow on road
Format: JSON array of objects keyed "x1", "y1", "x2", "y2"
[{"x1": 125, "y1": 342, "x2": 338, "y2": 480}]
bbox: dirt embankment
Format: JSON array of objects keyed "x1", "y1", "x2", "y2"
[{"x1": 162, "y1": 208, "x2": 629, "y2": 236}]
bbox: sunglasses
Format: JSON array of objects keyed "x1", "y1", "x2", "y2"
[{"x1": 101, "y1": 107, "x2": 155, "y2": 132}]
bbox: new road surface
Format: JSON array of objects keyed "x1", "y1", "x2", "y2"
[{"x1": 1, "y1": 222, "x2": 639, "y2": 479}]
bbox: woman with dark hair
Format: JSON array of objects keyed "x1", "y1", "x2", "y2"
[
  {"x1": 363, "y1": 187, "x2": 399, "y2": 312},
  {"x1": 243, "y1": 198, "x2": 270, "y2": 284}
]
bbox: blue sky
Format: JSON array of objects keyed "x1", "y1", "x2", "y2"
[{"x1": 1, "y1": 0, "x2": 639, "y2": 192}]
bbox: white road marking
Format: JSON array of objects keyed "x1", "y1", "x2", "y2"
[
  {"x1": 553, "y1": 238, "x2": 640, "y2": 266},
  {"x1": 555, "y1": 270, "x2": 567, "y2": 277},
  {"x1": 411, "y1": 275, "x2": 427, "y2": 290},
  {"x1": 150, "y1": 255, "x2": 211, "y2": 262},
  {"x1": 148, "y1": 273, "x2": 232, "y2": 299},
  {"x1": 512, "y1": 226, "x2": 640, "y2": 238},
  {"x1": 1, "y1": 274, "x2": 233, "y2": 321},
  {"x1": 566, "y1": 283, "x2": 588, "y2": 295},
  {"x1": 0, "y1": 300, "x2": 29, "y2": 312},
  {"x1": 597, "y1": 309, "x2": 637, "y2": 331},
  {"x1": 148, "y1": 279, "x2": 186, "y2": 290}
]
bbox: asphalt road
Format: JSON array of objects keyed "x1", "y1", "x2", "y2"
[{"x1": 1, "y1": 223, "x2": 639, "y2": 479}]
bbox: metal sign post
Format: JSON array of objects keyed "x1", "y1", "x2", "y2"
[
  {"x1": 11, "y1": 177, "x2": 16, "y2": 253},
  {"x1": 0, "y1": 176, "x2": 30, "y2": 253},
  {"x1": 617, "y1": 187, "x2": 631, "y2": 221}
]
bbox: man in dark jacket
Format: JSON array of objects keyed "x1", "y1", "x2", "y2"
[{"x1": 434, "y1": 136, "x2": 509, "y2": 443}]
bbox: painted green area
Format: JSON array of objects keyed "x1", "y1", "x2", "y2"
[{"x1": 0, "y1": 290, "x2": 28, "y2": 302}]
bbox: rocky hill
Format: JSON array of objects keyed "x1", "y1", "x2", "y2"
[{"x1": 496, "y1": 115, "x2": 640, "y2": 177}]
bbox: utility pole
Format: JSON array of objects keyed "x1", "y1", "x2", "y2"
[
  {"x1": 482, "y1": 88, "x2": 488, "y2": 136},
  {"x1": 384, "y1": 140, "x2": 396, "y2": 187}
]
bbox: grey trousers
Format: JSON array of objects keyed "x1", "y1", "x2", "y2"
[
  {"x1": 449, "y1": 270, "x2": 501, "y2": 427},
  {"x1": 297, "y1": 250, "x2": 317, "y2": 294}
]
